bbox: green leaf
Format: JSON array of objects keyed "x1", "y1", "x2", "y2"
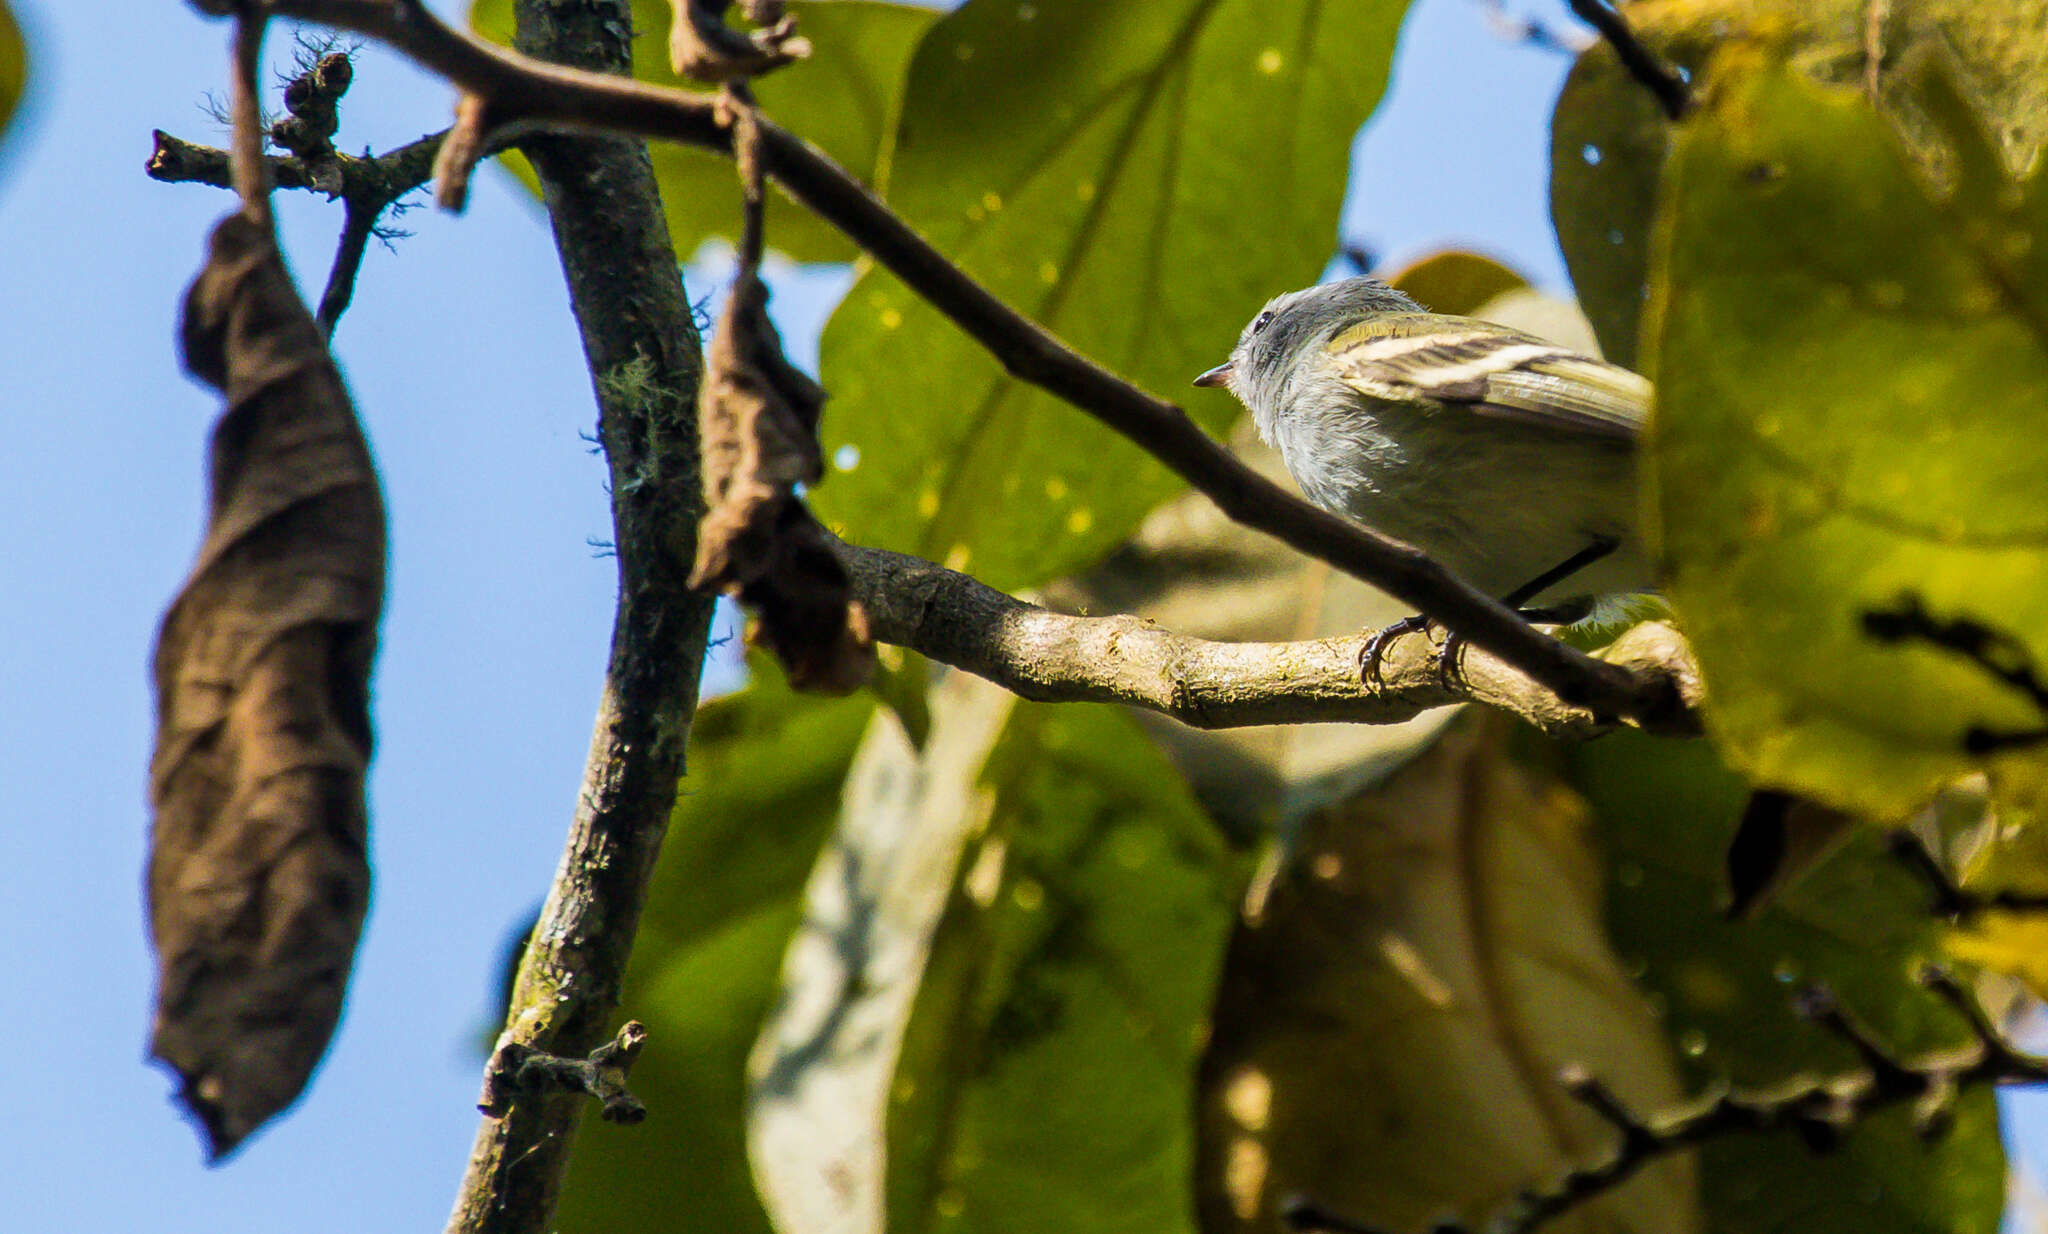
[
  {"x1": 883, "y1": 702, "x2": 1246, "y2": 1234},
  {"x1": 0, "y1": 0, "x2": 25, "y2": 148},
  {"x1": 746, "y1": 677, "x2": 1018, "y2": 1234},
  {"x1": 1576, "y1": 730, "x2": 2006, "y2": 1234},
  {"x1": 743, "y1": 674, "x2": 1244, "y2": 1234},
  {"x1": 552, "y1": 670, "x2": 876, "y2": 1234},
  {"x1": 1195, "y1": 716, "x2": 1699, "y2": 1234},
  {"x1": 1940, "y1": 772, "x2": 2048, "y2": 998},
  {"x1": 468, "y1": 0, "x2": 935, "y2": 263},
  {"x1": 813, "y1": 0, "x2": 1411, "y2": 591},
  {"x1": 1548, "y1": 31, "x2": 1673, "y2": 369},
  {"x1": 1383, "y1": 249, "x2": 1530, "y2": 318},
  {"x1": 1549, "y1": 0, "x2": 2048, "y2": 368},
  {"x1": 1645, "y1": 49, "x2": 2048, "y2": 818}
]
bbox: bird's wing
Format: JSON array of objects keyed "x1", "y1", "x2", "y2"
[{"x1": 1324, "y1": 313, "x2": 1650, "y2": 441}]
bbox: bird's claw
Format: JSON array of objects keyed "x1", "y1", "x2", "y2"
[
  {"x1": 1359, "y1": 614, "x2": 1435, "y2": 687},
  {"x1": 1437, "y1": 630, "x2": 1469, "y2": 687},
  {"x1": 1362, "y1": 601, "x2": 1582, "y2": 689}
]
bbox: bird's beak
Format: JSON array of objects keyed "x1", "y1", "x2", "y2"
[{"x1": 1192, "y1": 360, "x2": 1234, "y2": 389}]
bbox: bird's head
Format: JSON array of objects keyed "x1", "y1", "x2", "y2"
[{"x1": 1193, "y1": 277, "x2": 1421, "y2": 405}]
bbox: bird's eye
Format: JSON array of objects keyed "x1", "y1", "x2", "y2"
[{"x1": 1252, "y1": 310, "x2": 1275, "y2": 334}]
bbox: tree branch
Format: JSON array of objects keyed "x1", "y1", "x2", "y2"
[
  {"x1": 1888, "y1": 830, "x2": 2048, "y2": 918},
  {"x1": 150, "y1": 129, "x2": 317, "y2": 191},
  {"x1": 479, "y1": 1021, "x2": 650, "y2": 1127},
  {"x1": 151, "y1": 119, "x2": 521, "y2": 334},
  {"x1": 151, "y1": 42, "x2": 537, "y2": 334},
  {"x1": 434, "y1": 2, "x2": 717, "y2": 1232},
  {"x1": 1287, "y1": 969, "x2": 2047, "y2": 1234},
  {"x1": 230, "y1": 0, "x2": 1666, "y2": 726},
  {"x1": 151, "y1": 122, "x2": 455, "y2": 201},
  {"x1": 316, "y1": 198, "x2": 379, "y2": 333},
  {"x1": 153, "y1": 61, "x2": 1699, "y2": 735},
  {"x1": 162, "y1": 46, "x2": 375, "y2": 332},
  {"x1": 834, "y1": 537, "x2": 1701, "y2": 737},
  {"x1": 226, "y1": 4, "x2": 272, "y2": 221},
  {"x1": 1565, "y1": 0, "x2": 1690, "y2": 120}
]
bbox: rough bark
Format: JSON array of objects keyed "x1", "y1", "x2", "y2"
[{"x1": 443, "y1": 2, "x2": 716, "y2": 1230}]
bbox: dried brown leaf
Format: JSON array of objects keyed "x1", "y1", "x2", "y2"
[
  {"x1": 149, "y1": 209, "x2": 386, "y2": 1160},
  {"x1": 740, "y1": 506, "x2": 873, "y2": 693},
  {"x1": 692, "y1": 279, "x2": 824, "y2": 584},
  {"x1": 692, "y1": 276, "x2": 869, "y2": 692}
]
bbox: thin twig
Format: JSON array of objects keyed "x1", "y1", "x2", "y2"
[
  {"x1": 1888, "y1": 831, "x2": 2048, "y2": 918},
  {"x1": 479, "y1": 1021, "x2": 649, "y2": 1126},
  {"x1": 832, "y1": 536, "x2": 1700, "y2": 737},
  {"x1": 432, "y1": 92, "x2": 496, "y2": 210},
  {"x1": 1289, "y1": 972, "x2": 2048, "y2": 1234},
  {"x1": 724, "y1": 83, "x2": 765, "y2": 272},
  {"x1": 236, "y1": 0, "x2": 1668, "y2": 725},
  {"x1": 155, "y1": 41, "x2": 496, "y2": 334},
  {"x1": 150, "y1": 129, "x2": 320, "y2": 190},
  {"x1": 316, "y1": 199, "x2": 378, "y2": 333},
  {"x1": 1338, "y1": 241, "x2": 1378, "y2": 275},
  {"x1": 1862, "y1": 593, "x2": 2048, "y2": 752},
  {"x1": 153, "y1": 120, "x2": 523, "y2": 332},
  {"x1": 1565, "y1": 0, "x2": 1690, "y2": 120},
  {"x1": 228, "y1": 6, "x2": 273, "y2": 221},
  {"x1": 150, "y1": 126, "x2": 504, "y2": 207}
]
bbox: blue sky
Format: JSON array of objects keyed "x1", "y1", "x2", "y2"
[{"x1": 6, "y1": 1, "x2": 2033, "y2": 1230}]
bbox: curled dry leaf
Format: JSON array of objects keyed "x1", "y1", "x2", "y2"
[
  {"x1": 692, "y1": 274, "x2": 871, "y2": 692},
  {"x1": 149, "y1": 210, "x2": 386, "y2": 1160},
  {"x1": 668, "y1": 0, "x2": 812, "y2": 84}
]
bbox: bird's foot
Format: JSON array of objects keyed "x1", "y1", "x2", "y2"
[
  {"x1": 1359, "y1": 614, "x2": 1437, "y2": 687},
  {"x1": 1363, "y1": 602, "x2": 1594, "y2": 690},
  {"x1": 1451, "y1": 602, "x2": 1598, "y2": 686}
]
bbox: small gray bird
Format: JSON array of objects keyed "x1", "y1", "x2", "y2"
[{"x1": 1193, "y1": 276, "x2": 1653, "y2": 677}]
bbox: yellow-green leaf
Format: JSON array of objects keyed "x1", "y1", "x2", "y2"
[
  {"x1": 1384, "y1": 249, "x2": 1530, "y2": 318},
  {"x1": 1550, "y1": 0, "x2": 2048, "y2": 368},
  {"x1": 1196, "y1": 716, "x2": 1698, "y2": 1233},
  {"x1": 747, "y1": 676, "x2": 1019, "y2": 1234},
  {"x1": 1645, "y1": 49, "x2": 2048, "y2": 818},
  {"x1": 469, "y1": 0, "x2": 935, "y2": 262},
  {"x1": 813, "y1": 0, "x2": 1411, "y2": 591},
  {"x1": 889, "y1": 700, "x2": 1245, "y2": 1234},
  {"x1": 1943, "y1": 772, "x2": 2048, "y2": 998}
]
